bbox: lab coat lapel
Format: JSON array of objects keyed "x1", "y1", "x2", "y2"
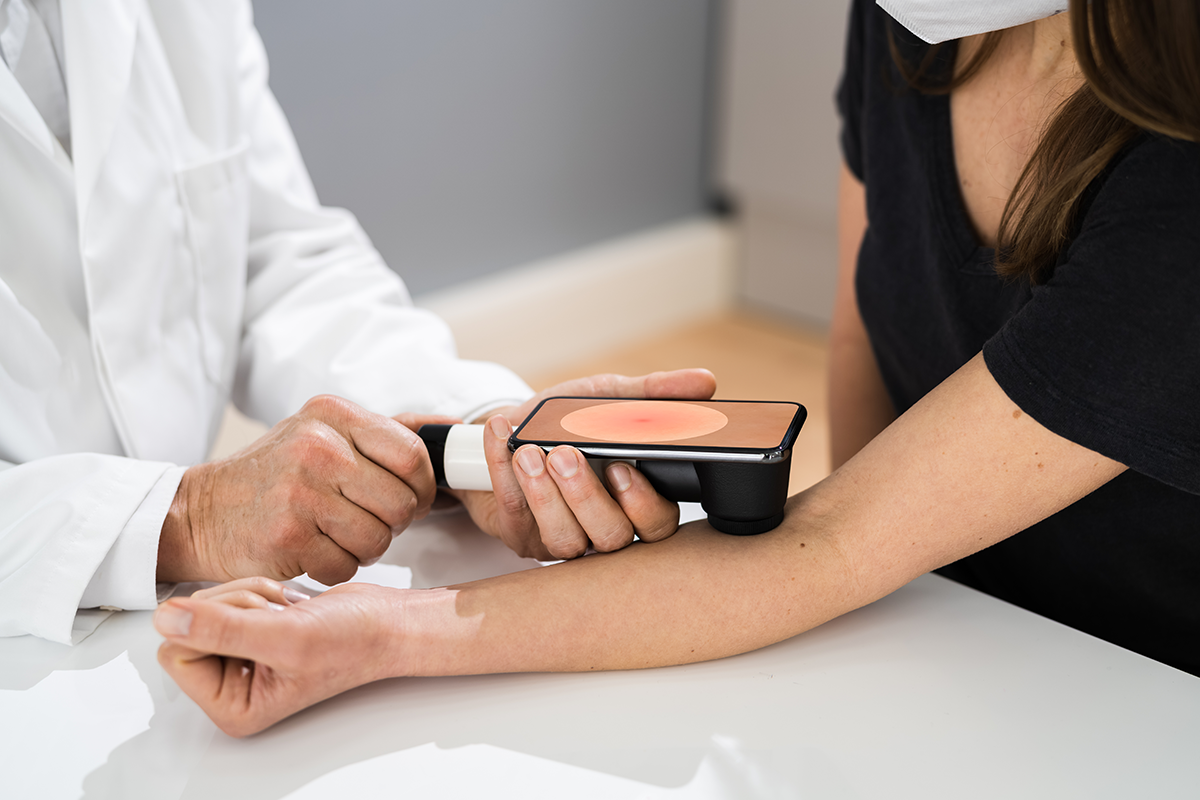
[
  {"x1": 0, "y1": 61, "x2": 60, "y2": 159},
  {"x1": 61, "y1": 0, "x2": 138, "y2": 234},
  {"x1": 57, "y1": 0, "x2": 143, "y2": 458}
]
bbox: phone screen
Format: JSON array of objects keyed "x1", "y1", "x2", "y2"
[{"x1": 510, "y1": 397, "x2": 805, "y2": 457}]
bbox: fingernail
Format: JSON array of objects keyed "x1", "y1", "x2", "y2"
[
  {"x1": 267, "y1": 601, "x2": 286, "y2": 612},
  {"x1": 516, "y1": 447, "x2": 544, "y2": 477},
  {"x1": 488, "y1": 414, "x2": 511, "y2": 439},
  {"x1": 155, "y1": 604, "x2": 192, "y2": 637},
  {"x1": 608, "y1": 462, "x2": 632, "y2": 492},
  {"x1": 282, "y1": 587, "x2": 311, "y2": 603},
  {"x1": 548, "y1": 448, "x2": 578, "y2": 478}
]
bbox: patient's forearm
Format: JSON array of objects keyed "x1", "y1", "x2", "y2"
[
  {"x1": 388, "y1": 355, "x2": 1125, "y2": 680},
  {"x1": 393, "y1": 494, "x2": 879, "y2": 678}
]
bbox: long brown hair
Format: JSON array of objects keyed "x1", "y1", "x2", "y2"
[{"x1": 892, "y1": 0, "x2": 1200, "y2": 283}]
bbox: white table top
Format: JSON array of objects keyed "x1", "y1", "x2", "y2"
[{"x1": 2, "y1": 504, "x2": 1198, "y2": 800}]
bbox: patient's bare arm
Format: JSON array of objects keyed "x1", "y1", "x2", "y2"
[{"x1": 155, "y1": 355, "x2": 1124, "y2": 736}]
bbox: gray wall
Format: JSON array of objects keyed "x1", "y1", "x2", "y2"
[
  {"x1": 252, "y1": 0, "x2": 716, "y2": 297},
  {"x1": 715, "y1": 0, "x2": 850, "y2": 327}
]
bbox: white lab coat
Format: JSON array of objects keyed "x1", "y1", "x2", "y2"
[{"x1": 0, "y1": 0, "x2": 532, "y2": 643}]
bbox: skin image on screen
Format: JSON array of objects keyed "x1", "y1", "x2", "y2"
[
  {"x1": 514, "y1": 398, "x2": 803, "y2": 452},
  {"x1": 559, "y1": 400, "x2": 730, "y2": 443}
]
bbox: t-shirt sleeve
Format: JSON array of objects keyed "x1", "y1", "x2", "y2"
[
  {"x1": 984, "y1": 136, "x2": 1200, "y2": 495},
  {"x1": 836, "y1": 0, "x2": 868, "y2": 181}
]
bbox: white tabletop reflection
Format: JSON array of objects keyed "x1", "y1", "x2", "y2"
[{"x1": 2, "y1": 504, "x2": 1198, "y2": 800}]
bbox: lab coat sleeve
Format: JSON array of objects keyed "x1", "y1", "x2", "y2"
[
  {"x1": 77, "y1": 466, "x2": 184, "y2": 610},
  {"x1": 0, "y1": 455, "x2": 178, "y2": 644},
  {"x1": 230, "y1": 5, "x2": 534, "y2": 426}
]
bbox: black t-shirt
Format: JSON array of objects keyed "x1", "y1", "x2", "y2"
[{"x1": 837, "y1": 0, "x2": 1200, "y2": 675}]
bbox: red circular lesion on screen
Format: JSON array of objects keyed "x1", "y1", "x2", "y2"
[{"x1": 560, "y1": 401, "x2": 729, "y2": 443}]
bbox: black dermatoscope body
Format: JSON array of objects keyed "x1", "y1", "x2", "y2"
[{"x1": 418, "y1": 399, "x2": 806, "y2": 535}]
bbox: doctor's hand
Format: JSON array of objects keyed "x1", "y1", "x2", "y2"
[
  {"x1": 157, "y1": 395, "x2": 449, "y2": 585},
  {"x1": 455, "y1": 369, "x2": 716, "y2": 560}
]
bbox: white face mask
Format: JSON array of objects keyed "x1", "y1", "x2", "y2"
[{"x1": 876, "y1": 0, "x2": 1069, "y2": 44}]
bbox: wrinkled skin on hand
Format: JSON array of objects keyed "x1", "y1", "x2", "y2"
[
  {"x1": 156, "y1": 370, "x2": 714, "y2": 583},
  {"x1": 156, "y1": 395, "x2": 456, "y2": 585},
  {"x1": 454, "y1": 369, "x2": 717, "y2": 560},
  {"x1": 155, "y1": 578, "x2": 403, "y2": 738}
]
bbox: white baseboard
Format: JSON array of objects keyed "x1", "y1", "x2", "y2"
[{"x1": 415, "y1": 217, "x2": 737, "y2": 379}]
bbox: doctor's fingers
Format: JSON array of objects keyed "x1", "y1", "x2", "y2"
[
  {"x1": 295, "y1": 396, "x2": 439, "y2": 510},
  {"x1": 475, "y1": 415, "x2": 548, "y2": 558},
  {"x1": 334, "y1": 450, "x2": 431, "y2": 532},
  {"x1": 517, "y1": 449, "x2": 679, "y2": 554},
  {"x1": 541, "y1": 447, "x2": 638, "y2": 554},
  {"x1": 296, "y1": 499, "x2": 393, "y2": 585},
  {"x1": 511, "y1": 446, "x2": 601, "y2": 560},
  {"x1": 601, "y1": 462, "x2": 680, "y2": 543},
  {"x1": 542, "y1": 369, "x2": 717, "y2": 404}
]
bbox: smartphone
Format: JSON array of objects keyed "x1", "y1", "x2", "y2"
[{"x1": 509, "y1": 397, "x2": 806, "y2": 463}]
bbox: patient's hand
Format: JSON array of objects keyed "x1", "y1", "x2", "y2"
[
  {"x1": 456, "y1": 369, "x2": 716, "y2": 560},
  {"x1": 155, "y1": 578, "x2": 401, "y2": 738}
]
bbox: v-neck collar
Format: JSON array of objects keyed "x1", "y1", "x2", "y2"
[{"x1": 925, "y1": 40, "x2": 1001, "y2": 277}]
